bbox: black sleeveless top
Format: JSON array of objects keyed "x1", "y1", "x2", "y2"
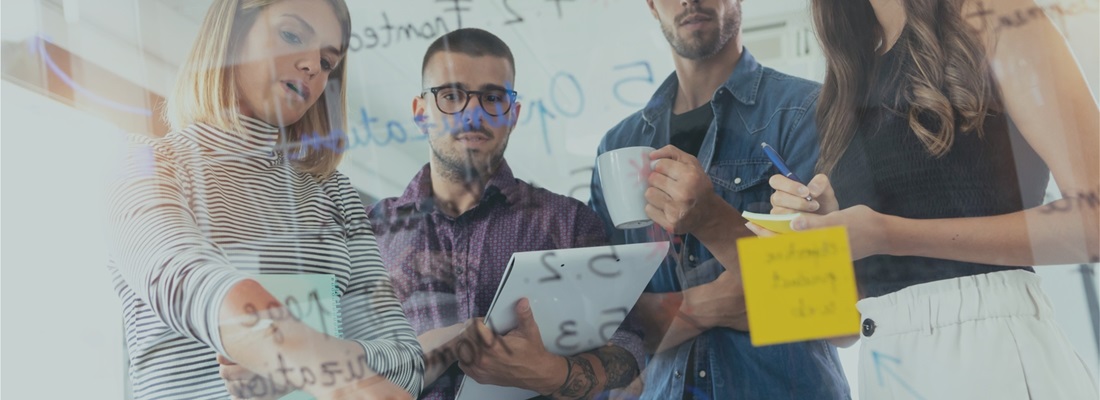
[{"x1": 831, "y1": 31, "x2": 1050, "y2": 298}]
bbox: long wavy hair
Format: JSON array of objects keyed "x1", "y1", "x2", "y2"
[
  {"x1": 165, "y1": 0, "x2": 351, "y2": 178},
  {"x1": 812, "y1": 0, "x2": 997, "y2": 174}
]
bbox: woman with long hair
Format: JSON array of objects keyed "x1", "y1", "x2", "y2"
[
  {"x1": 107, "y1": 0, "x2": 422, "y2": 398},
  {"x1": 752, "y1": 0, "x2": 1098, "y2": 397}
]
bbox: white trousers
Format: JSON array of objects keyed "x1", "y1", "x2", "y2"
[{"x1": 856, "y1": 270, "x2": 1098, "y2": 400}]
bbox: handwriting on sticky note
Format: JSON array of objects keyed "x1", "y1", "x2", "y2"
[{"x1": 736, "y1": 226, "x2": 860, "y2": 347}]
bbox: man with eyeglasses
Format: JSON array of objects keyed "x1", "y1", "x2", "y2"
[{"x1": 366, "y1": 28, "x2": 644, "y2": 400}]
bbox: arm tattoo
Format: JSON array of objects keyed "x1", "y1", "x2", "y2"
[
  {"x1": 552, "y1": 346, "x2": 638, "y2": 400},
  {"x1": 594, "y1": 346, "x2": 639, "y2": 390},
  {"x1": 557, "y1": 356, "x2": 598, "y2": 399}
]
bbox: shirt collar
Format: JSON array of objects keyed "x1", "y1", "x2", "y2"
[
  {"x1": 394, "y1": 159, "x2": 520, "y2": 212},
  {"x1": 181, "y1": 115, "x2": 281, "y2": 160},
  {"x1": 642, "y1": 47, "x2": 764, "y2": 123}
]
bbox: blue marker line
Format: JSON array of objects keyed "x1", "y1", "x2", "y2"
[
  {"x1": 873, "y1": 351, "x2": 927, "y2": 400},
  {"x1": 33, "y1": 36, "x2": 153, "y2": 116}
]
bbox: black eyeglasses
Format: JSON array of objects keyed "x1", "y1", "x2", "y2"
[{"x1": 423, "y1": 86, "x2": 519, "y2": 117}]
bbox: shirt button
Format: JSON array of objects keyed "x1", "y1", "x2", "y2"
[
  {"x1": 688, "y1": 255, "x2": 696, "y2": 262},
  {"x1": 734, "y1": 177, "x2": 742, "y2": 184},
  {"x1": 674, "y1": 370, "x2": 681, "y2": 379},
  {"x1": 454, "y1": 266, "x2": 464, "y2": 275},
  {"x1": 862, "y1": 318, "x2": 876, "y2": 337},
  {"x1": 699, "y1": 370, "x2": 707, "y2": 378}
]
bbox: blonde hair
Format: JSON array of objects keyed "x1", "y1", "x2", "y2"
[{"x1": 165, "y1": 0, "x2": 352, "y2": 178}]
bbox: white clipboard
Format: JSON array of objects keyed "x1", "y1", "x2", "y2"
[{"x1": 454, "y1": 241, "x2": 670, "y2": 400}]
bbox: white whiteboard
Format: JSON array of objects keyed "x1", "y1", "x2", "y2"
[{"x1": 336, "y1": 0, "x2": 811, "y2": 200}]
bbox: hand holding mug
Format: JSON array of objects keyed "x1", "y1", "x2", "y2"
[{"x1": 644, "y1": 145, "x2": 723, "y2": 235}]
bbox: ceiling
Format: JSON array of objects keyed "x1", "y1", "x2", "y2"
[{"x1": 155, "y1": 0, "x2": 211, "y2": 24}]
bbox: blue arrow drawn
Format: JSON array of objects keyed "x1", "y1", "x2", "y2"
[
  {"x1": 29, "y1": 35, "x2": 153, "y2": 116},
  {"x1": 873, "y1": 351, "x2": 927, "y2": 400}
]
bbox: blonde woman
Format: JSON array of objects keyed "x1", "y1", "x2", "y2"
[
  {"x1": 754, "y1": 0, "x2": 1098, "y2": 398},
  {"x1": 107, "y1": 0, "x2": 422, "y2": 399}
]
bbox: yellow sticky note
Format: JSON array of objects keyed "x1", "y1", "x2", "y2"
[
  {"x1": 736, "y1": 226, "x2": 860, "y2": 346},
  {"x1": 742, "y1": 211, "x2": 799, "y2": 234}
]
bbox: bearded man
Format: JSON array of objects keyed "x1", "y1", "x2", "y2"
[
  {"x1": 586, "y1": 1, "x2": 851, "y2": 399},
  {"x1": 368, "y1": 28, "x2": 644, "y2": 400}
]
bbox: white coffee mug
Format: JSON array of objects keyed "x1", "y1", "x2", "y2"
[{"x1": 598, "y1": 146, "x2": 658, "y2": 229}]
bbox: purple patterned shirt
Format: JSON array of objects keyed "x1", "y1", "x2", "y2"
[{"x1": 367, "y1": 161, "x2": 644, "y2": 400}]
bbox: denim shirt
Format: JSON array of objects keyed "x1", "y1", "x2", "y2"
[{"x1": 589, "y1": 49, "x2": 850, "y2": 400}]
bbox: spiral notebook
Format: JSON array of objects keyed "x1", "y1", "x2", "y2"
[{"x1": 254, "y1": 274, "x2": 342, "y2": 400}]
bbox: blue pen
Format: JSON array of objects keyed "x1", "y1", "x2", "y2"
[{"x1": 761, "y1": 142, "x2": 813, "y2": 201}]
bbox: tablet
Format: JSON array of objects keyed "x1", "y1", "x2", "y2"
[{"x1": 454, "y1": 241, "x2": 670, "y2": 400}]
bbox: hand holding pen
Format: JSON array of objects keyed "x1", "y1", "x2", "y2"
[
  {"x1": 758, "y1": 142, "x2": 889, "y2": 259},
  {"x1": 760, "y1": 142, "x2": 839, "y2": 215}
]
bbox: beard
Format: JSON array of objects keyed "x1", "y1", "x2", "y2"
[
  {"x1": 660, "y1": 4, "x2": 742, "y2": 60},
  {"x1": 428, "y1": 125, "x2": 506, "y2": 184}
]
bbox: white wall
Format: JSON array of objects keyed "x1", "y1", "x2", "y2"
[{"x1": 1, "y1": 80, "x2": 129, "y2": 399}]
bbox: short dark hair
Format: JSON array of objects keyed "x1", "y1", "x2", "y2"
[{"x1": 421, "y1": 28, "x2": 516, "y2": 84}]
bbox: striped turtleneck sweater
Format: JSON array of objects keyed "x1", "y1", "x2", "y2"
[{"x1": 106, "y1": 116, "x2": 423, "y2": 399}]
